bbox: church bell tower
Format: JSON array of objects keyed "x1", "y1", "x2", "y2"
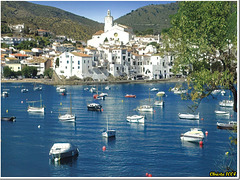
[{"x1": 104, "y1": 10, "x2": 113, "y2": 32}]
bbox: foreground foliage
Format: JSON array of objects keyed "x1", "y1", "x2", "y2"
[{"x1": 161, "y1": 1, "x2": 237, "y2": 112}]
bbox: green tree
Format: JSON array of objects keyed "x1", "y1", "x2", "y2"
[
  {"x1": 3, "y1": 66, "x2": 13, "y2": 78},
  {"x1": 161, "y1": 1, "x2": 237, "y2": 112},
  {"x1": 55, "y1": 58, "x2": 59, "y2": 67},
  {"x1": 16, "y1": 41, "x2": 37, "y2": 50},
  {"x1": 22, "y1": 66, "x2": 37, "y2": 78},
  {"x1": 44, "y1": 68, "x2": 53, "y2": 78}
]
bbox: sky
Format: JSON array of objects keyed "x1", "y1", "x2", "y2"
[{"x1": 30, "y1": 1, "x2": 176, "y2": 23}]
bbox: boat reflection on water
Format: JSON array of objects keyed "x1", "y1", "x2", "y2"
[
  {"x1": 129, "y1": 123, "x2": 145, "y2": 131},
  {"x1": 181, "y1": 140, "x2": 201, "y2": 148},
  {"x1": 28, "y1": 111, "x2": 44, "y2": 119},
  {"x1": 181, "y1": 140, "x2": 203, "y2": 157},
  {"x1": 49, "y1": 155, "x2": 78, "y2": 167},
  {"x1": 102, "y1": 136, "x2": 116, "y2": 145}
]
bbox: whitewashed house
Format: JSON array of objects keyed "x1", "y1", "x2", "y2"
[
  {"x1": 55, "y1": 51, "x2": 93, "y2": 79},
  {"x1": 87, "y1": 10, "x2": 134, "y2": 48}
]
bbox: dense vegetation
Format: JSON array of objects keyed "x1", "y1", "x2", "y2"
[
  {"x1": 115, "y1": 2, "x2": 179, "y2": 35},
  {"x1": 3, "y1": 66, "x2": 38, "y2": 78},
  {"x1": 1, "y1": 1, "x2": 103, "y2": 40},
  {"x1": 1, "y1": 1, "x2": 178, "y2": 39},
  {"x1": 161, "y1": 1, "x2": 237, "y2": 112}
]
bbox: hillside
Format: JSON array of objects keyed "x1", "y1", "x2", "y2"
[
  {"x1": 1, "y1": 1, "x2": 103, "y2": 40},
  {"x1": 115, "y1": 2, "x2": 179, "y2": 35}
]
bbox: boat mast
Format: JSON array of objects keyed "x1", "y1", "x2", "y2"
[
  {"x1": 40, "y1": 94, "x2": 42, "y2": 108},
  {"x1": 70, "y1": 93, "x2": 72, "y2": 114},
  {"x1": 107, "y1": 116, "x2": 109, "y2": 131}
]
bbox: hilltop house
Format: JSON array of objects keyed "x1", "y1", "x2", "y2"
[{"x1": 87, "y1": 10, "x2": 134, "y2": 48}]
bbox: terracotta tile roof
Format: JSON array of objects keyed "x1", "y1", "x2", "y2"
[
  {"x1": 70, "y1": 52, "x2": 92, "y2": 57},
  {"x1": 11, "y1": 53, "x2": 28, "y2": 57},
  {"x1": 94, "y1": 30, "x2": 104, "y2": 35}
]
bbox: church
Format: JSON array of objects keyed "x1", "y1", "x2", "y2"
[{"x1": 87, "y1": 10, "x2": 134, "y2": 48}]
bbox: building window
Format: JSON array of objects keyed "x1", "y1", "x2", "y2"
[
  {"x1": 84, "y1": 60, "x2": 85, "y2": 63},
  {"x1": 73, "y1": 67, "x2": 74, "y2": 69},
  {"x1": 78, "y1": 61, "x2": 80, "y2": 65},
  {"x1": 65, "y1": 66, "x2": 67, "y2": 69},
  {"x1": 78, "y1": 66, "x2": 80, "y2": 69},
  {"x1": 67, "y1": 61, "x2": 69, "y2": 64}
]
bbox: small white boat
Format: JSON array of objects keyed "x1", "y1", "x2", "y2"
[
  {"x1": 21, "y1": 88, "x2": 28, "y2": 93},
  {"x1": 217, "y1": 121, "x2": 237, "y2": 130},
  {"x1": 178, "y1": 113, "x2": 199, "y2": 120},
  {"x1": 33, "y1": 85, "x2": 42, "y2": 91},
  {"x1": 214, "y1": 110, "x2": 230, "y2": 116},
  {"x1": 58, "y1": 113, "x2": 76, "y2": 121},
  {"x1": 56, "y1": 86, "x2": 66, "y2": 92},
  {"x1": 180, "y1": 128, "x2": 204, "y2": 143},
  {"x1": 99, "y1": 93, "x2": 108, "y2": 97},
  {"x1": 27, "y1": 95, "x2": 45, "y2": 113},
  {"x1": 171, "y1": 87, "x2": 179, "y2": 92},
  {"x1": 174, "y1": 89, "x2": 187, "y2": 94},
  {"x1": 219, "y1": 100, "x2": 234, "y2": 107},
  {"x1": 49, "y1": 143, "x2": 79, "y2": 161},
  {"x1": 105, "y1": 86, "x2": 110, "y2": 90},
  {"x1": 150, "y1": 88, "x2": 159, "y2": 91},
  {"x1": 84, "y1": 87, "x2": 89, "y2": 91},
  {"x1": 126, "y1": 115, "x2": 145, "y2": 123},
  {"x1": 154, "y1": 100, "x2": 164, "y2": 106},
  {"x1": 221, "y1": 90, "x2": 226, "y2": 96},
  {"x1": 211, "y1": 90, "x2": 221, "y2": 95},
  {"x1": 102, "y1": 118, "x2": 116, "y2": 138},
  {"x1": 138, "y1": 105, "x2": 153, "y2": 112},
  {"x1": 89, "y1": 87, "x2": 97, "y2": 93},
  {"x1": 87, "y1": 103, "x2": 102, "y2": 111},
  {"x1": 2, "y1": 91, "x2": 9, "y2": 97},
  {"x1": 59, "y1": 93, "x2": 75, "y2": 121},
  {"x1": 156, "y1": 91, "x2": 165, "y2": 96},
  {"x1": 28, "y1": 106, "x2": 44, "y2": 113}
]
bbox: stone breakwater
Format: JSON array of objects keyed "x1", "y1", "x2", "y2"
[{"x1": 1, "y1": 77, "x2": 186, "y2": 86}]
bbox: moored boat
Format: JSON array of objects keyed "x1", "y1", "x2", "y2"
[
  {"x1": 87, "y1": 103, "x2": 102, "y2": 111},
  {"x1": 174, "y1": 89, "x2": 187, "y2": 94},
  {"x1": 137, "y1": 105, "x2": 153, "y2": 112},
  {"x1": 180, "y1": 128, "x2": 204, "y2": 143},
  {"x1": 215, "y1": 110, "x2": 230, "y2": 116},
  {"x1": 126, "y1": 115, "x2": 145, "y2": 123},
  {"x1": 58, "y1": 93, "x2": 75, "y2": 121},
  {"x1": 217, "y1": 121, "x2": 237, "y2": 130},
  {"x1": 28, "y1": 106, "x2": 44, "y2": 113},
  {"x1": 1, "y1": 116, "x2": 16, "y2": 121},
  {"x1": 49, "y1": 143, "x2": 79, "y2": 161},
  {"x1": 178, "y1": 113, "x2": 200, "y2": 120},
  {"x1": 125, "y1": 94, "x2": 136, "y2": 98},
  {"x1": 154, "y1": 100, "x2": 164, "y2": 106},
  {"x1": 58, "y1": 114, "x2": 76, "y2": 122},
  {"x1": 89, "y1": 87, "x2": 97, "y2": 93},
  {"x1": 102, "y1": 118, "x2": 116, "y2": 138},
  {"x1": 150, "y1": 88, "x2": 159, "y2": 91},
  {"x1": 21, "y1": 88, "x2": 28, "y2": 93},
  {"x1": 156, "y1": 91, "x2": 165, "y2": 96},
  {"x1": 219, "y1": 100, "x2": 234, "y2": 107},
  {"x1": 2, "y1": 91, "x2": 9, "y2": 97}
]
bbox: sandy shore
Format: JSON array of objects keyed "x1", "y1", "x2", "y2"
[{"x1": 1, "y1": 77, "x2": 186, "y2": 85}]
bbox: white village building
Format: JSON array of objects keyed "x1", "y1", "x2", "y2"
[
  {"x1": 55, "y1": 52, "x2": 93, "y2": 79},
  {"x1": 87, "y1": 10, "x2": 134, "y2": 48}
]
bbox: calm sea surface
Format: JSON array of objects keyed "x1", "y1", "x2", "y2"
[{"x1": 1, "y1": 82, "x2": 237, "y2": 177}]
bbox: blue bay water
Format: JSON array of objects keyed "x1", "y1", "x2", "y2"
[{"x1": 1, "y1": 82, "x2": 237, "y2": 177}]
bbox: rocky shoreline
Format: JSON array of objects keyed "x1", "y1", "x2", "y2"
[{"x1": 1, "y1": 77, "x2": 186, "y2": 86}]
